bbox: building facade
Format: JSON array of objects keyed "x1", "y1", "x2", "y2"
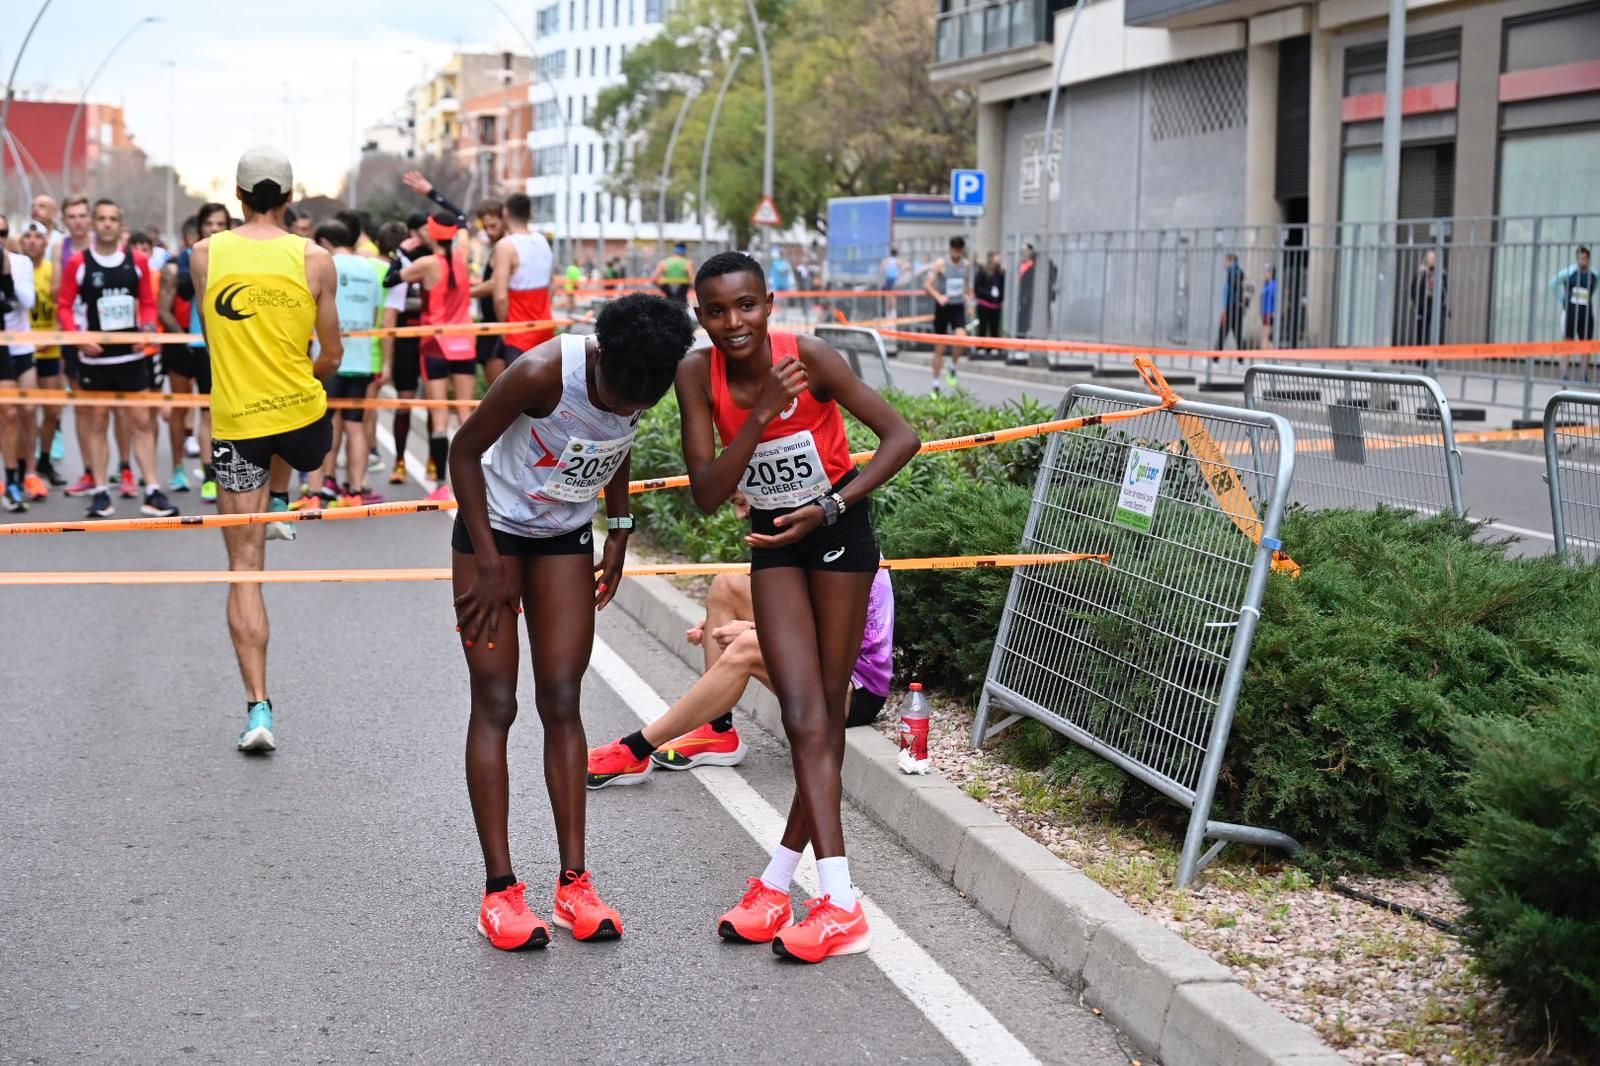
[
  {"x1": 1, "y1": 97, "x2": 144, "y2": 206},
  {"x1": 411, "y1": 52, "x2": 534, "y2": 161},
  {"x1": 529, "y1": 0, "x2": 702, "y2": 261},
  {"x1": 933, "y1": 0, "x2": 1600, "y2": 348}
]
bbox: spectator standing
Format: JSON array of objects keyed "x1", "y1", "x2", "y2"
[
  {"x1": 1409, "y1": 249, "x2": 1446, "y2": 346},
  {"x1": 1215, "y1": 252, "x2": 1246, "y2": 352},
  {"x1": 973, "y1": 250, "x2": 1005, "y2": 357},
  {"x1": 1259, "y1": 263, "x2": 1277, "y2": 350}
]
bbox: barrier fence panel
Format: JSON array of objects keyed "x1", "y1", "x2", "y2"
[
  {"x1": 973, "y1": 384, "x2": 1301, "y2": 886},
  {"x1": 814, "y1": 325, "x2": 895, "y2": 388},
  {"x1": 1545, "y1": 390, "x2": 1600, "y2": 563},
  {"x1": 1243, "y1": 365, "x2": 1464, "y2": 516}
]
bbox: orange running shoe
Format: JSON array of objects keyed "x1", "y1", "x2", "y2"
[
  {"x1": 772, "y1": 896, "x2": 870, "y2": 963},
  {"x1": 477, "y1": 882, "x2": 551, "y2": 951},
  {"x1": 651, "y1": 722, "x2": 747, "y2": 770},
  {"x1": 717, "y1": 877, "x2": 793, "y2": 943},
  {"x1": 552, "y1": 871, "x2": 623, "y2": 941},
  {"x1": 22, "y1": 473, "x2": 49, "y2": 501},
  {"x1": 586, "y1": 739, "x2": 652, "y2": 790}
]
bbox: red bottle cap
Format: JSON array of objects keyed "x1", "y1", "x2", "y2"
[{"x1": 909, "y1": 683, "x2": 923, "y2": 691}]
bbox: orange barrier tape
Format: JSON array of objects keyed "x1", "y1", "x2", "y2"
[
  {"x1": 1135, "y1": 358, "x2": 1300, "y2": 575},
  {"x1": 874, "y1": 326, "x2": 1600, "y2": 363},
  {"x1": 0, "y1": 388, "x2": 481, "y2": 411},
  {"x1": 0, "y1": 498, "x2": 457, "y2": 536},
  {"x1": 0, "y1": 318, "x2": 572, "y2": 347},
  {"x1": 0, "y1": 553, "x2": 1109, "y2": 587}
]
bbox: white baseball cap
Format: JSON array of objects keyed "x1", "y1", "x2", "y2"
[{"x1": 236, "y1": 145, "x2": 293, "y2": 193}]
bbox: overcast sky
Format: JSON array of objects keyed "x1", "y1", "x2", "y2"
[{"x1": 5, "y1": 0, "x2": 542, "y2": 197}]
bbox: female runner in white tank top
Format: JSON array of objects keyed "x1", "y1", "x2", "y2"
[{"x1": 448, "y1": 293, "x2": 694, "y2": 951}]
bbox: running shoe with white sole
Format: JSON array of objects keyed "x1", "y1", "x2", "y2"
[
  {"x1": 2, "y1": 482, "x2": 27, "y2": 513},
  {"x1": 551, "y1": 871, "x2": 622, "y2": 941},
  {"x1": 772, "y1": 896, "x2": 870, "y2": 963},
  {"x1": 477, "y1": 882, "x2": 551, "y2": 951},
  {"x1": 238, "y1": 701, "x2": 276, "y2": 752},
  {"x1": 586, "y1": 740, "x2": 653, "y2": 790},
  {"x1": 717, "y1": 877, "x2": 794, "y2": 943},
  {"x1": 64, "y1": 472, "x2": 97, "y2": 497},
  {"x1": 651, "y1": 723, "x2": 747, "y2": 770},
  {"x1": 170, "y1": 467, "x2": 191, "y2": 493},
  {"x1": 86, "y1": 489, "x2": 114, "y2": 518},
  {"x1": 23, "y1": 472, "x2": 50, "y2": 501},
  {"x1": 266, "y1": 496, "x2": 296, "y2": 541},
  {"x1": 142, "y1": 487, "x2": 180, "y2": 517},
  {"x1": 118, "y1": 467, "x2": 138, "y2": 498},
  {"x1": 184, "y1": 434, "x2": 200, "y2": 458},
  {"x1": 200, "y1": 478, "x2": 218, "y2": 503}
]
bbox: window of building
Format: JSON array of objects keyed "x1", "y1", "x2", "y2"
[
  {"x1": 569, "y1": 1, "x2": 575, "y2": 31},
  {"x1": 583, "y1": 0, "x2": 590, "y2": 29},
  {"x1": 1149, "y1": 52, "x2": 1247, "y2": 142},
  {"x1": 532, "y1": 193, "x2": 557, "y2": 224},
  {"x1": 605, "y1": 46, "x2": 611, "y2": 76},
  {"x1": 576, "y1": 49, "x2": 583, "y2": 77},
  {"x1": 477, "y1": 115, "x2": 497, "y2": 145},
  {"x1": 629, "y1": 0, "x2": 636, "y2": 24},
  {"x1": 536, "y1": 3, "x2": 560, "y2": 37},
  {"x1": 538, "y1": 50, "x2": 567, "y2": 80},
  {"x1": 646, "y1": 0, "x2": 662, "y2": 22},
  {"x1": 587, "y1": 143, "x2": 595, "y2": 173},
  {"x1": 610, "y1": 196, "x2": 618, "y2": 223},
  {"x1": 614, "y1": 0, "x2": 621, "y2": 25},
  {"x1": 567, "y1": 96, "x2": 573, "y2": 123},
  {"x1": 573, "y1": 144, "x2": 581, "y2": 173},
  {"x1": 590, "y1": 48, "x2": 597, "y2": 77},
  {"x1": 580, "y1": 192, "x2": 587, "y2": 222},
  {"x1": 536, "y1": 98, "x2": 561, "y2": 128},
  {"x1": 535, "y1": 145, "x2": 566, "y2": 176},
  {"x1": 1492, "y1": 128, "x2": 1600, "y2": 340},
  {"x1": 598, "y1": 0, "x2": 604, "y2": 27}
]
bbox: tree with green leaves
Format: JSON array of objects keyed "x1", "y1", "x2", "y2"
[{"x1": 594, "y1": 0, "x2": 973, "y2": 248}]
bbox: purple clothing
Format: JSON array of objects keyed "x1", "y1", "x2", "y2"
[{"x1": 851, "y1": 569, "x2": 895, "y2": 697}]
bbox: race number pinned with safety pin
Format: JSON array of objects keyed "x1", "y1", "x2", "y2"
[
  {"x1": 743, "y1": 430, "x2": 830, "y2": 510},
  {"x1": 541, "y1": 436, "x2": 633, "y2": 503},
  {"x1": 1114, "y1": 447, "x2": 1168, "y2": 534}
]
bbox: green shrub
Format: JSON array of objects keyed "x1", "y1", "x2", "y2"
[
  {"x1": 1451, "y1": 684, "x2": 1600, "y2": 1053},
  {"x1": 876, "y1": 476, "x2": 1035, "y2": 696},
  {"x1": 1226, "y1": 507, "x2": 1600, "y2": 872}
]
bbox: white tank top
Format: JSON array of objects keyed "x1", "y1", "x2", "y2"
[
  {"x1": 507, "y1": 232, "x2": 552, "y2": 290},
  {"x1": 482, "y1": 332, "x2": 639, "y2": 538}
]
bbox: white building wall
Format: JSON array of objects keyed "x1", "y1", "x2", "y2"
[{"x1": 528, "y1": 0, "x2": 704, "y2": 254}]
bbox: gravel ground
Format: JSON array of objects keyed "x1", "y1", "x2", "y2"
[{"x1": 871, "y1": 691, "x2": 1525, "y2": 1066}]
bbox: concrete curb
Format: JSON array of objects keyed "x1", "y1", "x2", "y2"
[{"x1": 613, "y1": 573, "x2": 1343, "y2": 1066}]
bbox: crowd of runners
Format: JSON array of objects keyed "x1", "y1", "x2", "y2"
[{"x1": 0, "y1": 145, "x2": 919, "y2": 966}]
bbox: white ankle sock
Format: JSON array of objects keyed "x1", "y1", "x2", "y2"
[
  {"x1": 816, "y1": 856, "x2": 856, "y2": 910},
  {"x1": 759, "y1": 845, "x2": 803, "y2": 892}
]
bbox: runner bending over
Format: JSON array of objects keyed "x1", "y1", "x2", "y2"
[
  {"x1": 449, "y1": 293, "x2": 693, "y2": 950},
  {"x1": 676, "y1": 251, "x2": 919, "y2": 962},
  {"x1": 191, "y1": 146, "x2": 342, "y2": 752}
]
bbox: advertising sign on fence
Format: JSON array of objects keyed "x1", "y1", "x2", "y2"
[{"x1": 1114, "y1": 447, "x2": 1169, "y2": 533}]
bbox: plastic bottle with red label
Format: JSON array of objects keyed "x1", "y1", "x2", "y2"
[{"x1": 897, "y1": 682, "x2": 931, "y2": 775}]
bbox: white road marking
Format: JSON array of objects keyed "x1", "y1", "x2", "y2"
[
  {"x1": 373, "y1": 421, "x2": 431, "y2": 492},
  {"x1": 1457, "y1": 444, "x2": 1545, "y2": 466},
  {"x1": 588, "y1": 638, "x2": 1042, "y2": 1066}
]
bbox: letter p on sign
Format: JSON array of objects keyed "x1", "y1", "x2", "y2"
[{"x1": 951, "y1": 169, "x2": 985, "y2": 218}]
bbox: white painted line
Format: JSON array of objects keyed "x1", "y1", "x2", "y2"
[
  {"x1": 588, "y1": 638, "x2": 1041, "y2": 1066},
  {"x1": 1483, "y1": 520, "x2": 1556, "y2": 541},
  {"x1": 373, "y1": 420, "x2": 431, "y2": 492},
  {"x1": 1458, "y1": 444, "x2": 1545, "y2": 466}
]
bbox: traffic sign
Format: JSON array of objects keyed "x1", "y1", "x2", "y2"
[
  {"x1": 950, "y1": 168, "x2": 986, "y2": 218},
  {"x1": 751, "y1": 195, "x2": 782, "y2": 227}
]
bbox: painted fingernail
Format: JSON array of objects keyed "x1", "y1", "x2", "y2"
[
  {"x1": 465, "y1": 640, "x2": 474, "y2": 648},
  {"x1": 598, "y1": 582, "x2": 608, "y2": 595},
  {"x1": 455, "y1": 625, "x2": 461, "y2": 633},
  {"x1": 517, "y1": 606, "x2": 523, "y2": 614},
  {"x1": 487, "y1": 641, "x2": 495, "y2": 650}
]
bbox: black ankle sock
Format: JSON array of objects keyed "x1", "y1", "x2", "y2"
[
  {"x1": 270, "y1": 490, "x2": 289, "y2": 505},
  {"x1": 621, "y1": 730, "x2": 654, "y2": 760},
  {"x1": 119, "y1": 461, "x2": 130, "y2": 474},
  {"x1": 246, "y1": 699, "x2": 271, "y2": 712},
  {"x1": 393, "y1": 411, "x2": 412, "y2": 456},
  {"x1": 485, "y1": 873, "x2": 518, "y2": 895},
  {"x1": 559, "y1": 869, "x2": 587, "y2": 886},
  {"x1": 12, "y1": 463, "x2": 24, "y2": 483},
  {"x1": 711, "y1": 713, "x2": 735, "y2": 733},
  {"x1": 203, "y1": 463, "x2": 215, "y2": 481}
]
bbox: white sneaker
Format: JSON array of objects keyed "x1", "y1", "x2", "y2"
[
  {"x1": 184, "y1": 435, "x2": 200, "y2": 458},
  {"x1": 266, "y1": 521, "x2": 297, "y2": 542}
]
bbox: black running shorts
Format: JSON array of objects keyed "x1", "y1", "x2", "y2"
[
  {"x1": 451, "y1": 516, "x2": 596, "y2": 557},
  {"x1": 933, "y1": 302, "x2": 968, "y2": 335},
  {"x1": 211, "y1": 413, "x2": 334, "y2": 493},
  {"x1": 328, "y1": 374, "x2": 375, "y2": 423},
  {"x1": 748, "y1": 472, "x2": 878, "y2": 573}
]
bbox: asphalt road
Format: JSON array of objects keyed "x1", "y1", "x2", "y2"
[{"x1": 0, "y1": 429, "x2": 1137, "y2": 1066}]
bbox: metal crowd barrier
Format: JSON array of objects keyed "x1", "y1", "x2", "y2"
[
  {"x1": 1545, "y1": 390, "x2": 1600, "y2": 563},
  {"x1": 1243, "y1": 366, "x2": 1464, "y2": 517},
  {"x1": 814, "y1": 325, "x2": 895, "y2": 389},
  {"x1": 974, "y1": 384, "x2": 1300, "y2": 887}
]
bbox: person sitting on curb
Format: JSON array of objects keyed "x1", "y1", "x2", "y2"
[{"x1": 586, "y1": 497, "x2": 895, "y2": 789}]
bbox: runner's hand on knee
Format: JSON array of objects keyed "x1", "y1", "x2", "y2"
[{"x1": 455, "y1": 556, "x2": 518, "y2": 646}]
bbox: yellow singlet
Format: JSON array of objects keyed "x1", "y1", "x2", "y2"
[
  {"x1": 203, "y1": 231, "x2": 324, "y2": 440},
  {"x1": 30, "y1": 259, "x2": 58, "y2": 360}
]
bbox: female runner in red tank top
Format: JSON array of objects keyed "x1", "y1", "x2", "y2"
[
  {"x1": 676, "y1": 251, "x2": 920, "y2": 963},
  {"x1": 400, "y1": 210, "x2": 476, "y2": 501}
]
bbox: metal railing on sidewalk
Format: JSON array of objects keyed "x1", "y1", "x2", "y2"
[
  {"x1": 814, "y1": 325, "x2": 896, "y2": 387},
  {"x1": 1545, "y1": 390, "x2": 1600, "y2": 563},
  {"x1": 1244, "y1": 366, "x2": 1464, "y2": 517},
  {"x1": 973, "y1": 383, "x2": 1301, "y2": 886}
]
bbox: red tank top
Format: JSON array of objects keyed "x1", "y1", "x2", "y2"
[
  {"x1": 709, "y1": 331, "x2": 854, "y2": 510},
  {"x1": 422, "y1": 240, "x2": 474, "y2": 361},
  {"x1": 506, "y1": 285, "x2": 554, "y2": 353}
]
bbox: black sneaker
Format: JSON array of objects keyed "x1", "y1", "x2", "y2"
[
  {"x1": 141, "y1": 487, "x2": 180, "y2": 518},
  {"x1": 36, "y1": 456, "x2": 66, "y2": 487},
  {"x1": 87, "y1": 490, "x2": 114, "y2": 518}
]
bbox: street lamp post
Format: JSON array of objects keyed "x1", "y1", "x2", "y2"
[
  {"x1": 0, "y1": 0, "x2": 54, "y2": 215},
  {"x1": 655, "y1": 72, "x2": 711, "y2": 260},
  {"x1": 164, "y1": 59, "x2": 175, "y2": 242},
  {"x1": 60, "y1": 15, "x2": 162, "y2": 198},
  {"x1": 745, "y1": 0, "x2": 774, "y2": 263},
  {"x1": 485, "y1": 0, "x2": 573, "y2": 267},
  {"x1": 699, "y1": 47, "x2": 752, "y2": 252}
]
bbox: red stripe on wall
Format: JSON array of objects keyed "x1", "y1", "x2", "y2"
[
  {"x1": 1499, "y1": 60, "x2": 1600, "y2": 103},
  {"x1": 1341, "y1": 81, "x2": 1459, "y2": 123}
]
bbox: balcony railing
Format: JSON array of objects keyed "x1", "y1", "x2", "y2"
[{"x1": 934, "y1": 0, "x2": 1051, "y2": 65}]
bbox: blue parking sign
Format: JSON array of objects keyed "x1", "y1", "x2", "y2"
[{"x1": 950, "y1": 169, "x2": 986, "y2": 217}]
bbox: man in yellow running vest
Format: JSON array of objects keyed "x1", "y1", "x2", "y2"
[
  {"x1": 652, "y1": 242, "x2": 694, "y2": 310},
  {"x1": 191, "y1": 146, "x2": 343, "y2": 753}
]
